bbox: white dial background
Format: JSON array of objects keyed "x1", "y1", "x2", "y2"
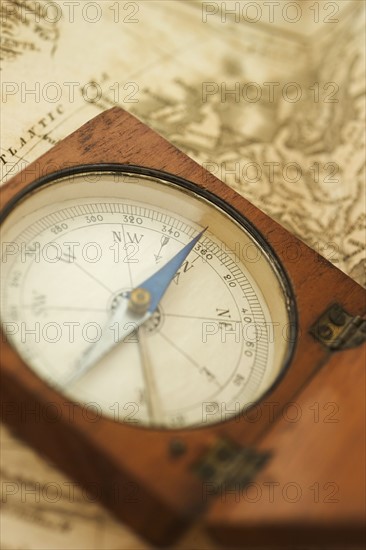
[{"x1": 0, "y1": 172, "x2": 292, "y2": 428}]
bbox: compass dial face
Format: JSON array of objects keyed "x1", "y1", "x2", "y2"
[{"x1": 0, "y1": 169, "x2": 294, "y2": 429}]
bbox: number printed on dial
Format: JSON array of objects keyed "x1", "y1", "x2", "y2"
[{"x1": 0, "y1": 170, "x2": 293, "y2": 429}]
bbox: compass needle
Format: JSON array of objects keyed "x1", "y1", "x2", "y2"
[
  {"x1": 62, "y1": 227, "x2": 208, "y2": 386},
  {"x1": 137, "y1": 328, "x2": 163, "y2": 424}
]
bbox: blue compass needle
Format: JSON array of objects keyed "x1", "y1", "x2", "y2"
[
  {"x1": 63, "y1": 227, "x2": 207, "y2": 386},
  {"x1": 136, "y1": 227, "x2": 207, "y2": 312}
]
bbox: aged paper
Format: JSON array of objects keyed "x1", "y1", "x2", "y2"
[{"x1": 1, "y1": 0, "x2": 365, "y2": 548}]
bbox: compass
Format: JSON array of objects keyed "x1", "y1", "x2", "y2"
[
  {"x1": 1, "y1": 108, "x2": 365, "y2": 547},
  {"x1": 0, "y1": 165, "x2": 293, "y2": 429}
]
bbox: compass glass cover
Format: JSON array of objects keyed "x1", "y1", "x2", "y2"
[{"x1": 0, "y1": 170, "x2": 295, "y2": 429}]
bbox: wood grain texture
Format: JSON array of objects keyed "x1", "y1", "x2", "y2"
[
  {"x1": 1, "y1": 107, "x2": 365, "y2": 545},
  {"x1": 206, "y1": 344, "x2": 366, "y2": 548}
]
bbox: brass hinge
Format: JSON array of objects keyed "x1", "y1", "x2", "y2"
[
  {"x1": 193, "y1": 439, "x2": 270, "y2": 490},
  {"x1": 310, "y1": 304, "x2": 366, "y2": 350}
]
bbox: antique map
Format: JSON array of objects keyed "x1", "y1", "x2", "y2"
[{"x1": 1, "y1": 0, "x2": 365, "y2": 548}]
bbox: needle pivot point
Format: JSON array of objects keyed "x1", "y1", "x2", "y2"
[{"x1": 128, "y1": 287, "x2": 151, "y2": 315}]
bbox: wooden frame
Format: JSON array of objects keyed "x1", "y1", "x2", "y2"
[{"x1": 1, "y1": 107, "x2": 365, "y2": 546}]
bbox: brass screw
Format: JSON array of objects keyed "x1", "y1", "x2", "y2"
[
  {"x1": 318, "y1": 325, "x2": 333, "y2": 339},
  {"x1": 329, "y1": 306, "x2": 346, "y2": 326},
  {"x1": 128, "y1": 288, "x2": 151, "y2": 315}
]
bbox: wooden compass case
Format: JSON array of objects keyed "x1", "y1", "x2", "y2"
[{"x1": 1, "y1": 108, "x2": 365, "y2": 547}]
